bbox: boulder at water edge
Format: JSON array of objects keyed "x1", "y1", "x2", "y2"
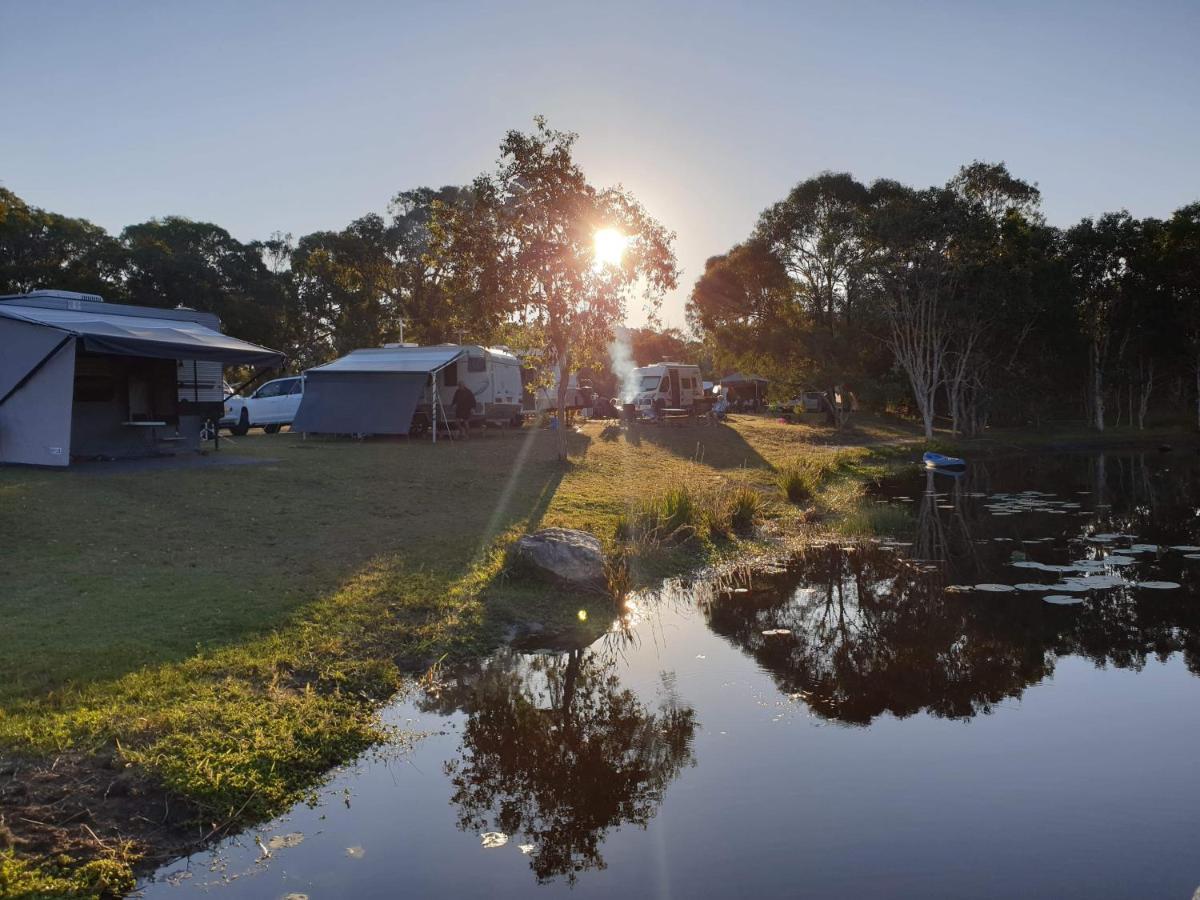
[{"x1": 512, "y1": 528, "x2": 606, "y2": 587}]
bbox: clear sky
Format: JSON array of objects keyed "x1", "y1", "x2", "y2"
[{"x1": 3, "y1": 0, "x2": 1198, "y2": 327}]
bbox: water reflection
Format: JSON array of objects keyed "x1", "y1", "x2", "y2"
[
  {"x1": 423, "y1": 641, "x2": 696, "y2": 884},
  {"x1": 706, "y1": 452, "x2": 1200, "y2": 725},
  {"x1": 706, "y1": 546, "x2": 1051, "y2": 723}
]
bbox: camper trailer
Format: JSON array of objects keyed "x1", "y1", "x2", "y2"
[
  {"x1": 628, "y1": 362, "x2": 705, "y2": 413},
  {"x1": 0, "y1": 290, "x2": 283, "y2": 466},
  {"x1": 292, "y1": 344, "x2": 524, "y2": 437}
]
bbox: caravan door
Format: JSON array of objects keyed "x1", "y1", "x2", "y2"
[{"x1": 668, "y1": 368, "x2": 681, "y2": 407}]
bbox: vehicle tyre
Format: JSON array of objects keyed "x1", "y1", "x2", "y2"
[
  {"x1": 231, "y1": 409, "x2": 250, "y2": 436},
  {"x1": 264, "y1": 423, "x2": 281, "y2": 434}
]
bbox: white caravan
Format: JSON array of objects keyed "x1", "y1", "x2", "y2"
[
  {"x1": 629, "y1": 362, "x2": 705, "y2": 412},
  {"x1": 426, "y1": 345, "x2": 524, "y2": 427}
]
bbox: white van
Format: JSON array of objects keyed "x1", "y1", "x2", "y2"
[
  {"x1": 223, "y1": 375, "x2": 304, "y2": 434},
  {"x1": 629, "y1": 362, "x2": 705, "y2": 413}
]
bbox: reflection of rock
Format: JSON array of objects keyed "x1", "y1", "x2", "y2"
[{"x1": 513, "y1": 528, "x2": 606, "y2": 586}]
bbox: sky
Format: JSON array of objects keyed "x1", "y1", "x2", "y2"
[{"x1": 3, "y1": 0, "x2": 1198, "y2": 328}]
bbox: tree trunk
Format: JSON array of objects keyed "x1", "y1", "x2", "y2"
[
  {"x1": 1090, "y1": 341, "x2": 1105, "y2": 432},
  {"x1": 1195, "y1": 355, "x2": 1200, "y2": 431},
  {"x1": 555, "y1": 350, "x2": 571, "y2": 462}
]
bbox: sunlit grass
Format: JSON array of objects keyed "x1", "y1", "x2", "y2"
[{"x1": 0, "y1": 413, "x2": 923, "y2": 891}]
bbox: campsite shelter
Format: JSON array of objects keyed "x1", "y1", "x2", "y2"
[
  {"x1": 292, "y1": 344, "x2": 523, "y2": 439},
  {"x1": 0, "y1": 290, "x2": 284, "y2": 466},
  {"x1": 720, "y1": 373, "x2": 769, "y2": 406}
]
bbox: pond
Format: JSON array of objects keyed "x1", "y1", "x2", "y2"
[{"x1": 141, "y1": 451, "x2": 1200, "y2": 899}]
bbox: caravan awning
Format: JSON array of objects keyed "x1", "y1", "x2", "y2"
[
  {"x1": 306, "y1": 346, "x2": 464, "y2": 374},
  {"x1": 0, "y1": 304, "x2": 285, "y2": 366}
]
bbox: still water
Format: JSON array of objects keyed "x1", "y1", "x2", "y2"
[{"x1": 141, "y1": 451, "x2": 1200, "y2": 899}]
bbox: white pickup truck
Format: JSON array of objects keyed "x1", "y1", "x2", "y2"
[{"x1": 222, "y1": 375, "x2": 305, "y2": 435}]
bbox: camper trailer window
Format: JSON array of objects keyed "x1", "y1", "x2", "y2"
[
  {"x1": 467, "y1": 356, "x2": 486, "y2": 373},
  {"x1": 442, "y1": 365, "x2": 458, "y2": 387},
  {"x1": 681, "y1": 377, "x2": 693, "y2": 389},
  {"x1": 639, "y1": 375, "x2": 663, "y2": 391}
]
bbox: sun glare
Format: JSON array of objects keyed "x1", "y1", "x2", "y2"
[{"x1": 593, "y1": 227, "x2": 628, "y2": 268}]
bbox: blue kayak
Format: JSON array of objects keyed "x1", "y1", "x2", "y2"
[{"x1": 923, "y1": 451, "x2": 966, "y2": 470}]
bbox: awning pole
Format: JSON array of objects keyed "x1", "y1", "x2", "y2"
[{"x1": 431, "y1": 372, "x2": 437, "y2": 444}]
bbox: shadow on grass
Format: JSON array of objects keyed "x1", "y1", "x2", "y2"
[
  {"x1": 0, "y1": 428, "x2": 588, "y2": 705},
  {"x1": 620, "y1": 420, "x2": 772, "y2": 470}
]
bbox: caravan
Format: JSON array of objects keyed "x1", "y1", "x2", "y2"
[
  {"x1": 628, "y1": 362, "x2": 705, "y2": 413},
  {"x1": 292, "y1": 344, "x2": 524, "y2": 437}
]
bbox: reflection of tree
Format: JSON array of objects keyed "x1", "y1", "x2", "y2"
[
  {"x1": 711, "y1": 465, "x2": 1200, "y2": 725},
  {"x1": 437, "y1": 646, "x2": 696, "y2": 884},
  {"x1": 707, "y1": 545, "x2": 1051, "y2": 724}
]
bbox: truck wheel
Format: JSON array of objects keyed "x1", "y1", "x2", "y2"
[
  {"x1": 264, "y1": 424, "x2": 281, "y2": 434},
  {"x1": 231, "y1": 410, "x2": 250, "y2": 436}
]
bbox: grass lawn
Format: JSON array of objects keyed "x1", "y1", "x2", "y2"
[{"x1": 0, "y1": 412, "x2": 921, "y2": 894}]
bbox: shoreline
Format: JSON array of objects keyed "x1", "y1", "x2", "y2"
[{"x1": 2, "y1": 418, "x2": 1195, "y2": 896}]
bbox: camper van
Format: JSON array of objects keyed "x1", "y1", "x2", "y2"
[{"x1": 629, "y1": 362, "x2": 705, "y2": 412}]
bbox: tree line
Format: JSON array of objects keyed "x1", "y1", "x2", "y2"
[
  {"x1": 688, "y1": 164, "x2": 1200, "y2": 434},
  {"x1": 0, "y1": 182, "x2": 505, "y2": 370},
  {"x1": 8, "y1": 137, "x2": 1198, "y2": 439}
]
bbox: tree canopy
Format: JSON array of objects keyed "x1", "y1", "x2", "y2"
[{"x1": 688, "y1": 163, "x2": 1200, "y2": 433}]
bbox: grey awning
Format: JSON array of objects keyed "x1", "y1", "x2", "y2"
[
  {"x1": 306, "y1": 346, "x2": 464, "y2": 375},
  {"x1": 0, "y1": 304, "x2": 285, "y2": 366},
  {"x1": 720, "y1": 372, "x2": 769, "y2": 386},
  {"x1": 292, "y1": 371, "x2": 427, "y2": 434}
]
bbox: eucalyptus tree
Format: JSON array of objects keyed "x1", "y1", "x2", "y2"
[
  {"x1": 120, "y1": 216, "x2": 286, "y2": 350},
  {"x1": 687, "y1": 239, "x2": 799, "y2": 381},
  {"x1": 0, "y1": 187, "x2": 126, "y2": 297},
  {"x1": 432, "y1": 118, "x2": 677, "y2": 459},
  {"x1": 862, "y1": 181, "x2": 965, "y2": 438},
  {"x1": 942, "y1": 162, "x2": 1049, "y2": 434},
  {"x1": 756, "y1": 172, "x2": 872, "y2": 328},
  {"x1": 1064, "y1": 212, "x2": 1142, "y2": 431},
  {"x1": 1156, "y1": 204, "x2": 1200, "y2": 428}
]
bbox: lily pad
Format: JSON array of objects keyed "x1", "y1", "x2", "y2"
[
  {"x1": 1136, "y1": 581, "x2": 1181, "y2": 590},
  {"x1": 481, "y1": 832, "x2": 509, "y2": 848},
  {"x1": 1169, "y1": 545, "x2": 1200, "y2": 552},
  {"x1": 1014, "y1": 583, "x2": 1052, "y2": 592},
  {"x1": 762, "y1": 628, "x2": 792, "y2": 636},
  {"x1": 1044, "y1": 594, "x2": 1085, "y2": 605},
  {"x1": 266, "y1": 833, "x2": 305, "y2": 851},
  {"x1": 975, "y1": 583, "x2": 1016, "y2": 592}
]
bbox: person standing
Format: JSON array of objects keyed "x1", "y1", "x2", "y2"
[{"x1": 453, "y1": 383, "x2": 476, "y2": 439}]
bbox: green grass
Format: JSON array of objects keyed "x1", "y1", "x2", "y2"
[{"x1": 0, "y1": 413, "x2": 922, "y2": 892}]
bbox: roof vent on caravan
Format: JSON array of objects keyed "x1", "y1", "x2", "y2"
[
  {"x1": 382, "y1": 342, "x2": 420, "y2": 348},
  {"x1": 11, "y1": 289, "x2": 105, "y2": 303}
]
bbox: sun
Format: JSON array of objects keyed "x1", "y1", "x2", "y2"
[{"x1": 593, "y1": 227, "x2": 628, "y2": 269}]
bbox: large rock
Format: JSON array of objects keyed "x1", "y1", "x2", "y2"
[{"x1": 513, "y1": 528, "x2": 606, "y2": 587}]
